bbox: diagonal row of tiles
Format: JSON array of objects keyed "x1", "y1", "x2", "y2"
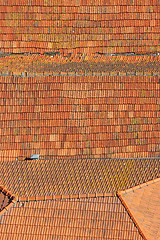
[{"x1": 1, "y1": 158, "x2": 159, "y2": 197}]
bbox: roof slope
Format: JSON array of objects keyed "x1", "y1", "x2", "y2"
[
  {"x1": 0, "y1": 0, "x2": 159, "y2": 55},
  {"x1": 0, "y1": 196, "x2": 143, "y2": 240},
  {"x1": 0, "y1": 60, "x2": 159, "y2": 161},
  {"x1": 0, "y1": 158, "x2": 159, "y2": 197},
  {"x1": 118, "y1": 178, "x2": 160, "y2": 240}
]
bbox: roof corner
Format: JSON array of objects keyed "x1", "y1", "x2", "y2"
[{"x1": 0, "y1": 185, "x2": 17, "y2": 217}]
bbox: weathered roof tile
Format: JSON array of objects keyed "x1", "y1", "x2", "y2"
[{"x1": 0, "y1": 185, "x2": 17, "y2": 217}]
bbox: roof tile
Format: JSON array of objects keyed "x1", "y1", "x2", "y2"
[
  {"x1": 118, "y1": 178, "x2": 160, "y2": 240},
  {"x1": 0, "y1": 63, "x2": 159, "y2": 160},
  {"x1": 0, "y1": 1, "x2": 159, "y2": 54},
  {"x1": 0, "y1": 158, "x2": 159, "y2": 197},
  {"x1": 0, "y1": 196, "x2": 143, "y2": 240}
]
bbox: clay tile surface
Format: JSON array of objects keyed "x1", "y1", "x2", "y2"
[
  {"x1": 0, "y1": 1, "x2": 159, "y2": 55},
  {"x1": 0, "y1": 60, "x2": 159, "y2": 161},
  {"x1": 118, "y1": 178, "x2": 160, "y2": 240},
  {"x1": 0, "y1": 158, "x2": 159, "y2": 197},
  {"x1": 0, "y1": 196, "x2": 143, "y2": 240}
]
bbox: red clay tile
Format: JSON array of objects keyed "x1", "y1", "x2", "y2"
[
  {"x1": 118, "y1": 178, "x2": 160, "y2": 240},
  {"x1": 0, "y1": 58, "x2": 159, "y2": 161},
  {"x1": 0, "y1": 196, "x2": 143, "y2": 239},
  {"x1": 0, "y1": 1, "x2": 159, "y2": 54}
]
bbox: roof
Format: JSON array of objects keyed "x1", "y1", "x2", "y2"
[
  {"x1": 1, "y1": 177, "x2": 160, "y2": 239},
  {"x1": 0, "y1": 158, "x2": 159, "y2": 197},
  {"x1": 0, "y1": 57, "x2": 159, "y2": 161},
  {"x1": 0, "y1": 1, "x2": 159, "y2": 238},
  {"x1": 0, "y1": 185, "x2": 17, "y2": 217},
  {"x1": 0, "y1": 1, "x2": 159, "y2": 55},
  {"x1": 0, "y1": 156, "x2": 159, "y2": 239},
  {"x1": 118, "y1": 178, "x2": 160, "y2": 240},
  {"x1": 0, "y1": 195, "x2": 143, "y2": 240}
]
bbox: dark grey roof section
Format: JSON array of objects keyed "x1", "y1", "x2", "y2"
[{"x1": 0, "y1": 158, "x2": 159, "y2": 197}]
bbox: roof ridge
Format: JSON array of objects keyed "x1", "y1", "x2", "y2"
[
  {"x1": 17, "y1": 192, "x2": 116, "y2": 202},
  {"x1": 1, "y1": 71, "x2": 159, "y2": 77},
  {"x1": 118, "y1": 177, "x2": 160, "y2": 195},
  {"x1": 0, "y1": 185, "x2": 18, "y2": 217},
  {"x1": 1, "y1": 54, "x2": 160, "y2": 77}
]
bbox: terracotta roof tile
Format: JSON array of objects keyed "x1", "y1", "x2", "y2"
[
  {"x1": 117, "y1": 178, "x2": 160, "y2": 240},
  {"x1": 0, "y1": 64, "x2": 159, "y2": 160},
  {"x1": 0, "y1": 158, "x2": 159, "y2": 197},
  {"x1": 0, "y1": 1, "x2": 159, "y2": 237},
  {"x1": 0, "y1": 196, "x2": 143, "y2": 239},
  {"x1": 0, "y1": 190, "x2": 10, "y2": 213},
  {"x1": 0, "y1": 1, "x2": 159, "y2": 54}
]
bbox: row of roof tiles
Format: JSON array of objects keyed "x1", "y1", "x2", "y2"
[
  {"x1": 1, "y1": 45, "x2": 159, "y2": 55},
  {"x1": 1, "y1": 71, "x2": 160, "y2": 77},
  {"x1": 0, "y1": 0, "x2": 159, "y2": 5},
  {"x1": 0, "y1": 13, "x2": 159, "y2": 20},
  {"x1": 0, "y1": 6, "x2": 158, "y2": 14},
  {"x1": 0, "y1": 21, "x2": 159, "y2": 27}
]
